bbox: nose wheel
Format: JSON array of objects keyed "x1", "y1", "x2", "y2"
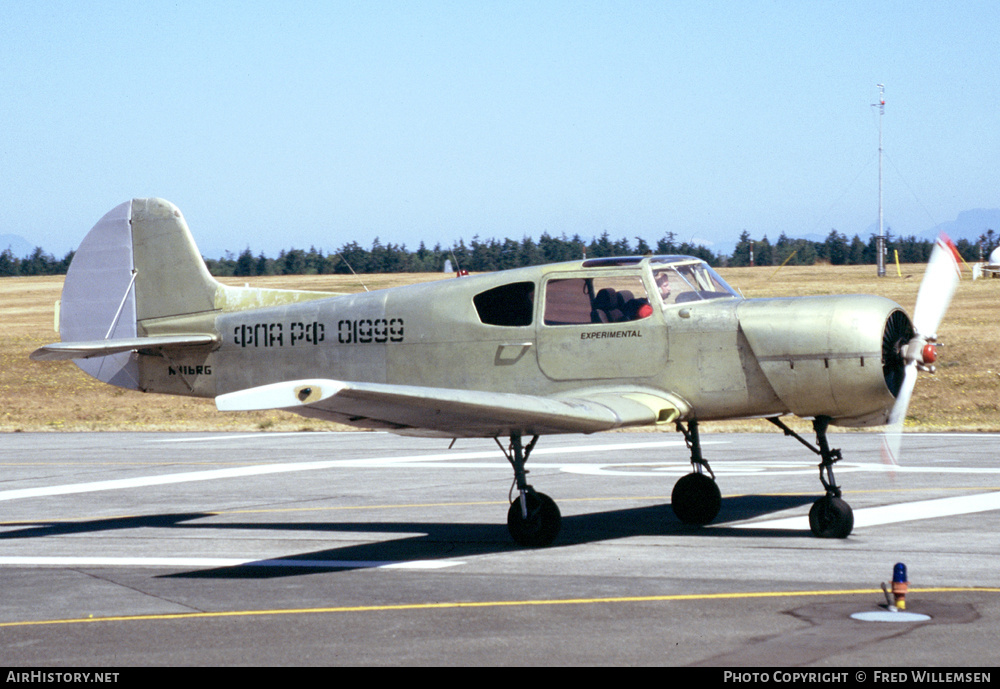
[
  {"x1": 809, "y1": 495, "x2": 854, "y2": 539},
  {"x1": 769, "y1": 416, "x2": 854, "y2": 538}
]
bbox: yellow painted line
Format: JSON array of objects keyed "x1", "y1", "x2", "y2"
[
  {"x1": 214, "y1": 488, "x2": 1000, "y2": 515},
  {"x1": 2, "y1": 587, "x2": 997, "y2": 629},
  {"x1": 216, "y1": 496, "x2": 676, "y2": 515},
  {"x1": 216, "y1": 501, "x2": 508, "y2": 515}
]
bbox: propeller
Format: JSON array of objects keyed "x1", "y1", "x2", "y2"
[{"x1": 881, "y1": 234, "x2": 962, "y2": 464}]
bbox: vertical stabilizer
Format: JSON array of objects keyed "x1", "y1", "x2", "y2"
[
  {"x1": 130, "y1": 198, "x2": 219, "y2": 323},
  {"x1": 57, "y1": 198, "x2": 222, "y2": 389}
]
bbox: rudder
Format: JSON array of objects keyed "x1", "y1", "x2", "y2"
[{"x1": 58, "y1": 198, "x2": 221, "y2": 388}]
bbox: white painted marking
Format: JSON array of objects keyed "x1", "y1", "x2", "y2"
[
  {"x1": 562, "y1": 460, "x2": 1000, "y2": 478},
  {"x1": 0, "y1": 556, "x2": 463, "y2": 570},
  {"x1": 563, "y1": 459, "x2": 811, "y2": 477},
  {"x1": 851, "y1": 492, "x2": 1000, "y2": 527},
  {"x1": 850, "y1": 610, "x2": 931, "y2": 622},
  {"x1": 0, "y1": 440, "x2": 697, "y2": 502},
  {"x1": 891, "y1": 432, "x2": 1000, "y2": 438},
  {"x1": 733, "y1": 491, "x2": 1000, "y2": 530},
  {"x1": 838, "y1": 463, "x2": 1000, "y2": 475}
]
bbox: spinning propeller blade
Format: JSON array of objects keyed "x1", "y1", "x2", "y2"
[
  {"x1": 881, "y1": 235, "x2": 961, "y2": 464},
  {"x1": 881, "y1": 362, "x2": 916, "y2": 465},
  {"x1": 912, "y1": 234, "x2": 962, "y2": 338}
]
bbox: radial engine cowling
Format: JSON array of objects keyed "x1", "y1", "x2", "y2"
[{"x1": 737, "y1": 295, "x2": 913, "y2": 427}]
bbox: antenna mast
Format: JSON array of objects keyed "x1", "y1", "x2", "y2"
[{"x1": 875, "y1": 84, "x2": 886, "y2": 277}]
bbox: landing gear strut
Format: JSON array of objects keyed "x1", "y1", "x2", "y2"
[
  {"x1": 671, "y1": 420, "x2": 722, "y2": 525},
  {"x1": 768, "y1": 416, "x2": 854, "y2": 538},
  {"x1": 497, "y1": 433, "x2": 561, "y2": 547}
]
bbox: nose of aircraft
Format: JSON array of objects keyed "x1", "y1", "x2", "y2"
[{"x1": 737, "y1": 294, "x2": 907, "y2": 426}]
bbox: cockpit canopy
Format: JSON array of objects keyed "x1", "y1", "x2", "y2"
[
  {"x1": 473, "y1": 255, "x2": 740, "y2": 328},
  {"x1": 648, "y1": 256, "x2": 739, "y2": 306}
]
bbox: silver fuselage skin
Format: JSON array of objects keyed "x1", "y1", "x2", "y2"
[{"x1": 134, "y1": 260, "x2": 902, "y2": 433}]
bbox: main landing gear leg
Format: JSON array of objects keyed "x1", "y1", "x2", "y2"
[
  {"x1": 497, "y1": 433, "x2": 561, "y2": 547},
  {"x1": 671, "y1": 420, "x2": 722, "y2": 526},
  {"x1": 768, "y1": 416, "x2": 854, "y2": 538}
]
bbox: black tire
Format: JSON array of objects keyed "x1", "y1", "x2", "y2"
[
  {"x1": 671, "y1": 473, "x2": 722, "y2": 525},
  {"x1": 507, "y1": 492, "x2": 561, "y2": 547},
  {"x1": 809, "y1": 496, "x2": 854, "y2": 538}
]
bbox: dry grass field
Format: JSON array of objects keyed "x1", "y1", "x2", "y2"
[{"x1": 2, "y1": 264, "x2": 997, "y2": 434}]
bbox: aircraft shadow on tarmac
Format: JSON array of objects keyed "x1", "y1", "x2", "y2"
[
  {"x1": 1, "y1": 496, "x2": 817, "y2": 579},
  {"x1": 0, "y1": 513, "x2": 209, "y2": 540}
]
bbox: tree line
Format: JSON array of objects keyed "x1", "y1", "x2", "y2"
[
  {"x1": 729, "y1": 229, "x2": 997, "y2": 268},
  {"x1": 201, "y1": 231, "x2": 719, "y2": 277},
  {"x1": 0, "y1": 247, "x2": 75, "y2": 277},
  {"x1": 2, "y1": 228, "x2": 996, "y2": 278}
]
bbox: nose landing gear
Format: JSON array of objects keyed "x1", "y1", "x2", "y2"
[{"x1": 769, "y1": 416, "x2": 854, "y2": 538}]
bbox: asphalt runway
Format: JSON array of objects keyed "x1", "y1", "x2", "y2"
[{"x1": 1, "y1": 430, "x2": 998, "y2": 666}]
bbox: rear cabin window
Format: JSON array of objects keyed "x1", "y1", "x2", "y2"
[
  {"x1": 543, "y1": 276, "x2": 652, "y2": 325},
  {"x1": 473, "y1": 281, "x2": 534, "y2": 326}
]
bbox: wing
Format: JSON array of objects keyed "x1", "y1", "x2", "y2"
[
  {"x1": 215, "y1": 378, "x2": 688, "y2": 437},
  {"x1": 30, "y1": 334, "x2": 219, "y2": 361}
]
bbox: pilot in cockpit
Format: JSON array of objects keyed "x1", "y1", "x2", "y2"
[{"x1": 654, "y1": 270, "x2": 672, "y2": 304}]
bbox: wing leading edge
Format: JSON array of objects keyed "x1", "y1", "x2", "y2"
[{"x1": 215, "y1": 379, "x2": 688, "y2": 437}]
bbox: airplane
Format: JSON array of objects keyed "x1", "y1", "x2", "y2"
[{"x1": 30, "y1": 198, "x2": 961, "y2": 546}]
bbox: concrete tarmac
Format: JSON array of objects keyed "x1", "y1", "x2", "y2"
[{"x1": 1, "y1": 430, "x2": 998, "y2": 666}]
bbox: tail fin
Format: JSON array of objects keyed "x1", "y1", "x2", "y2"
[
  {"x1": 62, "y1": 198, "x2": 219, "y2": 335},
  {"x1": 39, "y1": 198, "x2": 221, "y2": 389},
  {"x1": 131, "y1": 198, "x2": 220, "y2": 323},
  {"x1": 33, "y1": 198, "x2": 341, "y2": 393}
]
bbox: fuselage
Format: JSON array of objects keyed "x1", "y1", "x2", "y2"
[{"x1": 134, "y1": 256, "x2": 908, "y2": 432}]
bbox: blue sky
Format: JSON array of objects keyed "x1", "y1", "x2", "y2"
[{"x1": 2, "y1": 1, "x2": 998, "y2": 259}]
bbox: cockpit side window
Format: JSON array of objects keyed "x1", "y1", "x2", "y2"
[
  {"x1": 543, "y1": 275, "x2": 652, "y2": 325},
  {"x1": 474, "y1": 281, "x2": 534, "y2": 326}
]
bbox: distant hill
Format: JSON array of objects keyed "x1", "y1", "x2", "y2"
[
  {"x1": 832, "y1": 209, "x2": 1000, "y2": 245},
  {"x1": 711, "y1": 208, "x2": 1000, "y2": 257},
  {"x1": 0, "y1": 234, "x2": 34, "y2": 258},
  {"x1": 923, "y1": 208, "x2": 1000, "y2": 244}
]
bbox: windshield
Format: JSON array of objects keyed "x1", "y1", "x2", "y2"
[{"x1": 649, "y1": 257, "x2": 739, "y2": 306}]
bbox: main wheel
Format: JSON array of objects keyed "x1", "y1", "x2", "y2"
[
  {"x1": 671, "y1": 473, "x2": 722, "y2": 525},
  {"x1": 507, "y1": 492, "x2": 561, "y2": 547},
  {"x1": 809, "y1": 496, "x2": 854, "y2": 538}
]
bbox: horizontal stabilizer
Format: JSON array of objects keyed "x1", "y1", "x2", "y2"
[
  {"x1": 30, "y1": 334, "x2": 218, "y2": 361},
  {"x1": 216, "y1": 378, "x2": 686, "y2": 436}
]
